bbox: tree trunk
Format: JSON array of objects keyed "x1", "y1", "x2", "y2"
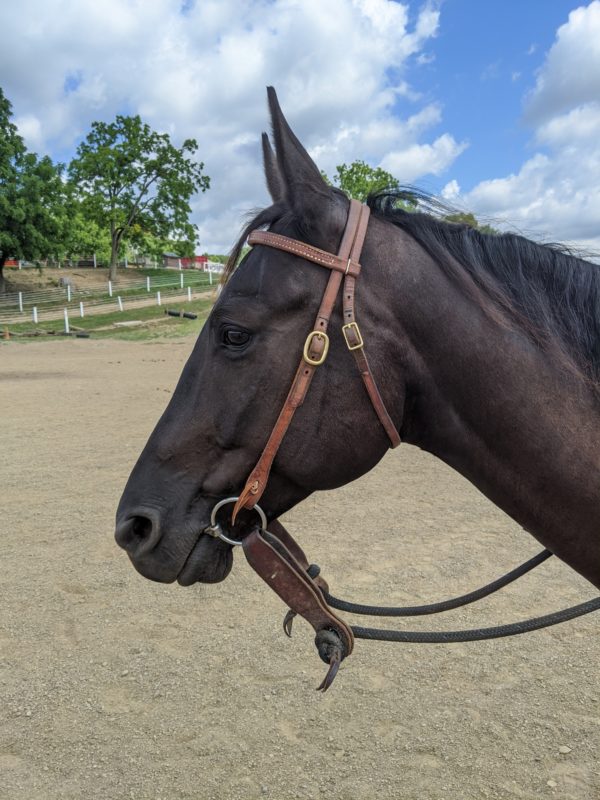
[
  {"x1": 109, "y1": 231, "x2": 119, "y2": 283},
  {"x1": 109, "y1": 220, "x2": 126, "y2": 283},
  {"x1": 0, "y1": 255, "x2": 7, "y2": 295}
]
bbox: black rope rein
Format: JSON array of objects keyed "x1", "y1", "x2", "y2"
[{"x1": 314, "y1": 550, "x2": 600, "y2": 644}]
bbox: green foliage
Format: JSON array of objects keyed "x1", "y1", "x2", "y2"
[
  {"x1": 126, "y1": 226, "x2": 194, "y2": 263},
  {"x1": 331, "y1": 160, "x2": 400, "y2": 202},
  {"x1": 444, "y1": 211, "x2": 498, "y2": 235},
  {"x1": 202, "y1": 253, "x2": 228, "y2": 264},
  {"x1": 324, "y1": 160, "x2": 417, "y2": 211},
  {"x1": 68, "y1": 114, "x2": 210, "y2": 279},
  {"x1": 0, "y1": 87, "x2": 66, "y2": 290},
  {"x1": 60, "y1": 197, "x2": 112, "y2": 262}
]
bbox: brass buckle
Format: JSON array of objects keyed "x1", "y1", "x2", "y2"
[
  {"x1": 303, "y1": 331, "x2": 329, "y2": 366},
  {"x1": 342, "y1": 322, "x2": 364, "y2": 351}
]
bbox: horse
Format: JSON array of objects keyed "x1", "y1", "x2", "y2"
[{"x1": 115, "y1": 87, "x2": 600, "y2": 684}]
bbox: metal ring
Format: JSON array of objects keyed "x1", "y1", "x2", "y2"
[{"x1": 205, "y1": 496, "x2": 267, "y2": 547}]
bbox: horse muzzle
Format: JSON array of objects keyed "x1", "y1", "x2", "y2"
[{"x1": 115, "y1": 503, "x2": 234, "y2": 585}]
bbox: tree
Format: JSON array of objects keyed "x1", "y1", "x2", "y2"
[
  {"x1": 127, "y1": 224, "x2": 195, "y2": 265},
  {"x1": 330, "y1": 160, "x2": 399, "y2": 202},
  {"x1": 0, "y1": 88, "x2": 65, "y2": 292},
  {"x1": 323, "y1": 159, "x2": 417, "y2": 211},
  {"x1": 444, "y1": 211, "x2": 498, "y2": 235},
  {"x1": 60, "y1": 198, "x2": 112, "y2": 264},
  {"x1": 68, "y1": 115, "x2": 210, "y2": 281}
]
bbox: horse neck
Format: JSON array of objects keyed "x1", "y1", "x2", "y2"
[{"x1": 373, "y1": 224, "x2": 600, "y2": 589}]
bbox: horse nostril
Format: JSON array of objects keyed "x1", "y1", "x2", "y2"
[
  {"x1": 131, "y1": 516, "x2": 153, "y2": 540},
  {"x1": 115, "y1": 510, "x2": 162, "y2": 556}
]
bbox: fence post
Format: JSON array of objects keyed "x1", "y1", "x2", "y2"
[
  {"x1": 209, "y1": 269, "x2": 213, "y2": 285},
  {"x1": 79, "y1": 302, "x2": 84, "y2": 318},
  {"x1": 117, "y1": 296, "x2": 123, "y2": 312},
  {"x1": 32, "y1": 307, "x2": 38, "y2": 324},
  {"x1": 187, "y1": 286, "x2": 192, "y2": 302},
  {"x1": 93, "y1": 252, "x2": 97, "y2": 269},
  {"x1": 67, "y1": 284, "x2": 72, "y2": 302},
  {"x1": 18, "y1": 292, "x2": 23, "y2": 313},
  {"x1": 108, "y1": 280, "x2": 113, "y2": 297},
  {"x1": 178, "y1": 258, "x2": 182, "y2": 270},
  {"x1": 156, "y1": 291, "x2": 161, "y2": 306},
  {"x1": 63, "y1": 308, "x2": 70, "y2": 334},
  {"x1": 180, "y1": 273, "x2": 184, "y2": 289},
  {"x1": 146, "y1": 276, "x2": 151, "y2": 292}
]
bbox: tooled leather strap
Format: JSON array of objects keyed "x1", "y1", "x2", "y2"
[
  {"x1": 242, "y1": 528, "x2": 354, "y2": 658},
  {"x1": 232, "y1": 200, "x2": 400, "y2": 521},
  {"x1": 268, "y1": 519, "x2": 329, "y2": 593},
  {"x1": 248, "y1": 231, "x2": 362, "y2": 277}
]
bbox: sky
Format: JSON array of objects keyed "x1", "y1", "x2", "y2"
[{"x1": 1, "y1": 0, "x2": 599, "y2": 254}]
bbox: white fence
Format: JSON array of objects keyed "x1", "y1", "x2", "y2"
[{"x1": 0, "y1": 269, "x2": 219, "y2": 326}]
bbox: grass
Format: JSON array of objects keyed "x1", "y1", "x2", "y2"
[
  {"x1": 3, "y1": 296, "x2": 214, "y2": 342},
  {"x1": 1, "y1": 266, "x2": 219, "y2": 315}
]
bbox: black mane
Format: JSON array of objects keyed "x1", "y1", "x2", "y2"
[{"x1": 369, "y1": 190, "x2": 600, "y2": 388}]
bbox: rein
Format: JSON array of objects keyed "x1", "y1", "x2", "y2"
[{"x1": 204, "y1": 200, "x2": 600, "y2": 691}]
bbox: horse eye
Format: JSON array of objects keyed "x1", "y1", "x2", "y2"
[{"x1": 222, "y1": 327, "x2": 251, "y2": 348}]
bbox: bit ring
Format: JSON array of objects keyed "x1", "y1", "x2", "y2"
[{"x1": 203, "y1": 496, "x2": 267, "y2": 546}]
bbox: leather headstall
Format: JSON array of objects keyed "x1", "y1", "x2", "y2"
[
  {"x1": 228, "y1": 199, "x2": 401, "y2": 690},
  {"x1": 232, "y1": 199, "x2": 400, "y2": 522}
]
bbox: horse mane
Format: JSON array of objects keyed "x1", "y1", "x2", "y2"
[
  {"x1": 223, "y1": 188, "x2": 600, "y2": 391},
  {"x1": 369, "y1": 189, "x2": 600, "y2": 390}
]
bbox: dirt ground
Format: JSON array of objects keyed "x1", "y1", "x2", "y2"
[{"x1": 1, "y1": 337, "x2": 599, "y2": 800}]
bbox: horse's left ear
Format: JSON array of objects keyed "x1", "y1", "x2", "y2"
[
  {"x1": 267, "y1": 87, "x2": 340, "y2": 223},
  {"x1": 262, "y1": 132, "x2": 284, "y2": 203}
]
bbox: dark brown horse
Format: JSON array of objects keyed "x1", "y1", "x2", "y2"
[{"x1": 115, "y1": 88, "x2": 600, "y2": 608}]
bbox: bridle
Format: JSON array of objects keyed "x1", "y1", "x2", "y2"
[
  {"x1": 232, "y1": 198, "x2": 400, "y2": 522},
  {"x1": 204, "y1": 199, "x2": 600, "y2": 691}
]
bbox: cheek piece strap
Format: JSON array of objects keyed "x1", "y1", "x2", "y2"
[{"x1": 232, "y1": 199, "x2": 400, "y2": 523}]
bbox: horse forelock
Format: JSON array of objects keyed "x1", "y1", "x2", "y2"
[{"x1": 222, "y1": 202, "x2": 293, "y2": 285}]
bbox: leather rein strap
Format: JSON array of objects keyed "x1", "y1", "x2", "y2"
[{"x1": 232, "y1": 199, "x2": 400, "y2": 523}]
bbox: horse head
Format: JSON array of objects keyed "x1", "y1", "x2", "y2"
[{"x1": 115, "y1": 88, "x2": 404, "y2": 585}]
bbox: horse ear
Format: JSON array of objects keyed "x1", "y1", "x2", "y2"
[
  {"x1": 267, "y1": 86, "x2": 330, "y2": 206},
  {"x1": 261, "y1": 132, "x2": 284, "y2": 202}
]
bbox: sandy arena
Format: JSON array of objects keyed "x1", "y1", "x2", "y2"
[{"x1": 1, "y1": 337, "x2": 599, "y2": 800}]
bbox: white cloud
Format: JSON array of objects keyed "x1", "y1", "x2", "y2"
[
  {"x1": 0, "y1": 0, "x2": 464, "y2": 251},
  {"x1": 380, "y1": 133, "x2": 467, "y2": 183},
  {"x1": 441, "y1": 179, "x2": 460, "y2": 200},
  {"x1": 12, "y1": 114, "x2": 44, "y2": 153},
  {"x1": 457, "y1": 1, "x2": 600, "y2": 253},
  {"x1": 536, "y1": 101, "x2": 600, "y2": 146},
  {"x1": 524, "y1": 1, "x2": 600, "y2": 125}
]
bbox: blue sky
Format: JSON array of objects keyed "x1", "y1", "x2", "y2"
[
  {"x1": 405, "y1": 0, "x2": 581, "y2": 190},
  {"x1": 1, "y1": 0, "x2": 599, "y2": 252}
]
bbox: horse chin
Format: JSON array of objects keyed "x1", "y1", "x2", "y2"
[
  {"x1": 176, "y1": 534, "x2": 234, "y2": 585},
  {"x1": 125, "y1": 533, "x2": 233, "y2": 586}
]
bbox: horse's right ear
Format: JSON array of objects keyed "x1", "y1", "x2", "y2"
[{"x1": 266, "y1": 86, "x2": 330, "y2": 207}]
